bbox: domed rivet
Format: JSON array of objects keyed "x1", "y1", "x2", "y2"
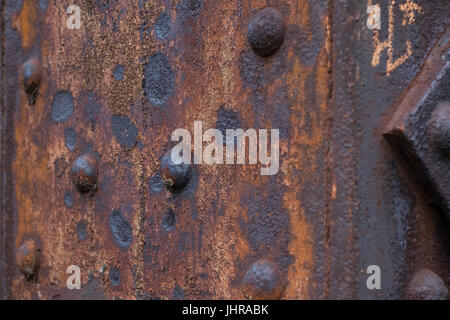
[
  {"x1": 406, "y1": 269, "x2": 448, "y2": 300},
  {"x1": 428, "y1": 101, "x2": 450, "y2": 158},
  {"x1": 21, "y1": 58, "x2": 41, "y2": 104},
  {"x1": 71, "y1": 153, "x2": 99, "y2": 194},
  {"x1": 16, "y1": 239, "x2": 40, "y2": 281},
  {"x1": 160, "y1": 151, "x2": 192, "y2": 190},
  {"x1": 247, "y1": 7, "x2": 285, "y2": 57},
  {"x1": 243, "y1": 259, "x2": 285, "y2": 300}
]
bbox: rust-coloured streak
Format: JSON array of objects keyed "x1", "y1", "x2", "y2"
[{"x1": 13, "y1": 0, "x2": 37, "y2": 51}]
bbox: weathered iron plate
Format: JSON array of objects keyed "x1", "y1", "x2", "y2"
[
  {"x1": 0, "y1": 0, "x2": 449, "y2": 300},
  {"x1": 384, "y1": 29, "x2": 450, "y2": 220}
]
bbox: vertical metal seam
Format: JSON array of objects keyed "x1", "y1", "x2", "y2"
[
  {"x1": 324, "y1": 0, "x2": 335, "y2": 300},
  {"x1": 0, "y1": 0, "x2": 6, "y2": 300}
]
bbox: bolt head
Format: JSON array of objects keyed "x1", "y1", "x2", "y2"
[
  {"x1": 243, "y1": 259, "x2": 285, "y2": 300},
  {"x1": 71, "y1": 153, "x2": 99, "y2": 193},
  {"x1": 21, "y1": 58, "x2": 41, "y2": 96},
  {"x1": 160, "y1": 151, "x2": 192, "y2": 190},
  {"x1": 428, "y1": 101, "x2": 450, "y2": 158},
  {"x1": 16, "y1": 239, "x2": 40, "y2": 281},
  {"x1": 406, "y1": 269, "x2": 449, "y2": 300},
  {"x1": 247, "y1": 7, "x2": 285, "y2": 57}
]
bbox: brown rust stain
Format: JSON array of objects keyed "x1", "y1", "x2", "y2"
[{"x1": 13, "y1": 0, "x2": 38, "y2": 51}]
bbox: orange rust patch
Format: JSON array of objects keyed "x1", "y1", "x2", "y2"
[{"x1": 13, "y1": 0, "x2": 38, "y2": 51}]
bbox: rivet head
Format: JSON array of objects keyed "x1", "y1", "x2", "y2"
[
  {"x1": 160, "y1": 151, "x2": 192, "y2": 190},
  {"x1": 247, "y1": 7, "x2": 285, "y2": 57},
  {"x1": 406, "y1": 269, "x2": 449, "y2": 300},
  {"x1": 20, "y1": 58, "x2": 41, "y2": 97},
  {"x1": 16, "y1": 239, "x2": 40, "y2": 281},
  {"x1": 428, "y1": 101, "x2": 450, "y2": 157},
  {"x1": 243, "y1": 259, "x2": 285, "y2": 300},
  {"x1": 71, "y1": 153, "x2": 99, "y2": 194}
]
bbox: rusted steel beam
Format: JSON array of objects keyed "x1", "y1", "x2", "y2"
[
  {"x1": 1, "y1": 0, "x2": 450, "y2": 300},
  {"x1": 331, "y1": 0, "x2": 450, "y2": 299},
  {"x1": 384, "y1": 28, "x2": 450, "y2": 220},
  {"x1": 5, "y1": 0, "x2": 331, "y2": 300}
]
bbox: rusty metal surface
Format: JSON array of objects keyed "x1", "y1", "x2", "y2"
[
  {"x1": 331, "y1": 0, "x2": 450, "y2": 299},
  {"x1": 0, "y1": 0, "x2": 449, "y2": 300},
  {"x1": 384, "y1": 29, "x2": 450, "y2": 220}
]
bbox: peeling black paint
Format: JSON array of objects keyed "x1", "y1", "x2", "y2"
[
  {"x1": 109, "y1": 267, "x2": 121, "y2": 286},
  {"x1": 38, "y1": 0, "x2": 48, "y2": 11},
  {"x1": 143, "y1": 52, "x2": 175, "y2": 106},
  {"x1": 172, "y1": 285, "x2": 186, "y2": 299},
  {"x1": 110, "y1": 210, "x2": 133, "y2": 248},
  {"x1": 77, "y1": 221, "x2": 87, "y2": 241},
  {"x1": 154, "y1": 11, "x2": 171, "y2": 40},
  {"x1": 162, "y1": 208, "x2": 176, "y2": 232},
  {"x1": 179, "y1": 0, "x2": 204, "y2": 18},
  {"x1": 149, "y1": 173, "x2": 164, "y2": 193},
  {"x1": 216, "y1": 106, "x2": 241, "y2": 144},
  {"x1": 64, "y1": 127, "x2": 77, "y2": 151},
  {"x1": 84, "y1": 94, "x2": 100, "y2": 131},
  {"x1": 64, "y1": 191, "x2": 74, "y2": 208},
  {"x1": 51, "y1": 91, "x2": 74, "y2": 123},
  {"x1": 240, "y1": 182, "x2": 290, "y2": 254},
  {"x1": 113, "y1": 65, "x2": 124, "y2": 81},
  {"x1": 111, "y1": 114, "x2": 138, "y2": 149}
]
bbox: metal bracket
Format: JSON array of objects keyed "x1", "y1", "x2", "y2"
[{"x1": 384, "y1": 27, "x2": 450, "y2": 220}]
